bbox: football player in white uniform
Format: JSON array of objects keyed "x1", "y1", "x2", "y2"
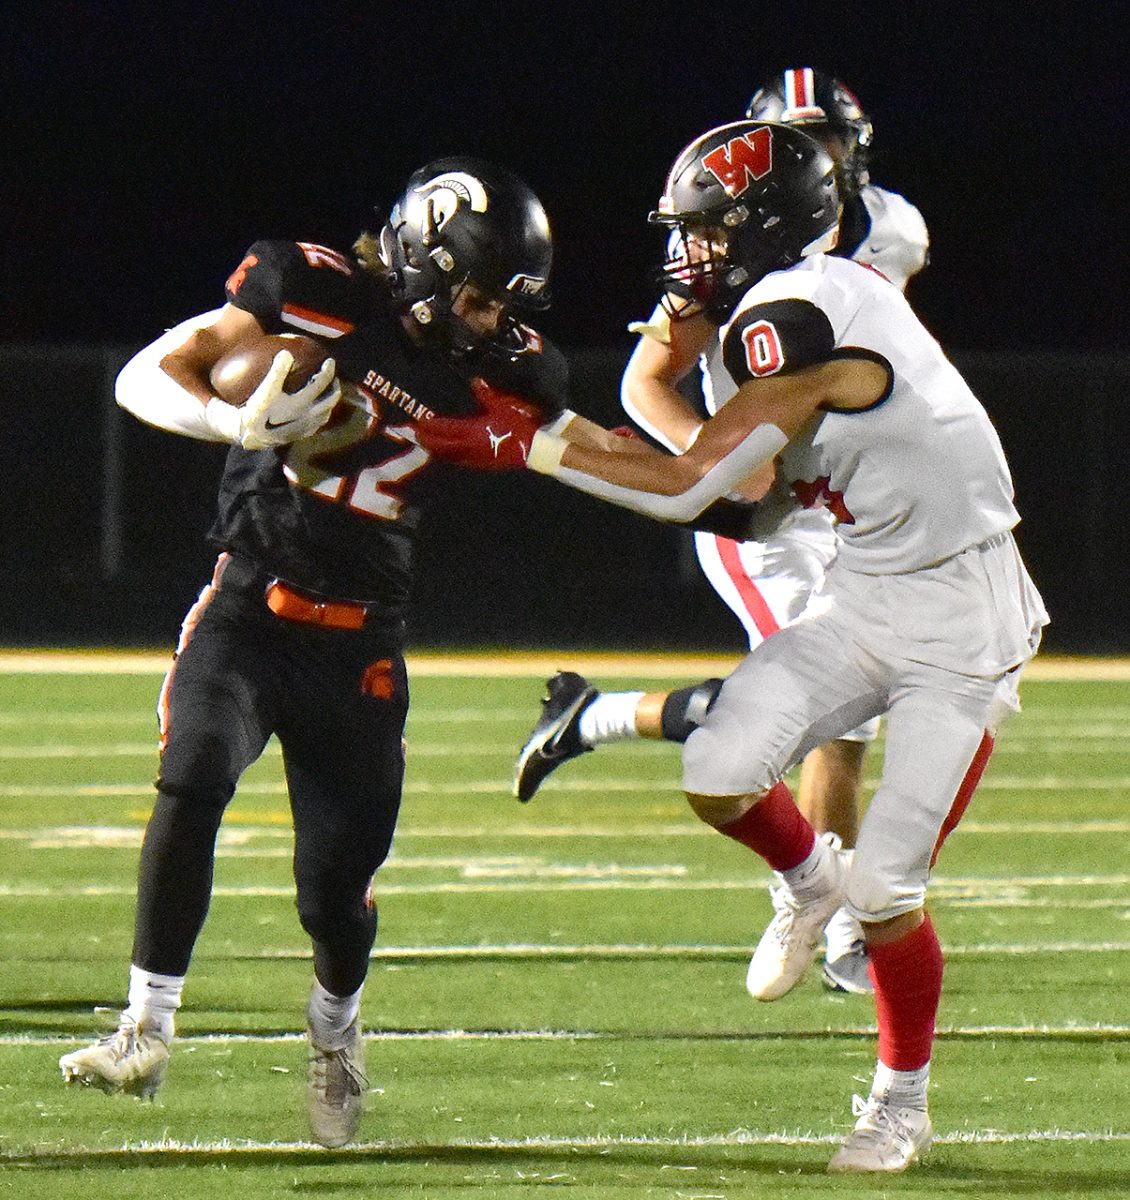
[
  {"x1": 437, "y1": 121, "x2": 1045, "y2": 1172},
  {"x1": 513, "y1": 69, "x2": 930, "y2": 996}
]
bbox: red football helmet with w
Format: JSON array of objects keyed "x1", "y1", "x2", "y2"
[{"x1": 649, "y1": 121, "x2": 840, "y2": 320}]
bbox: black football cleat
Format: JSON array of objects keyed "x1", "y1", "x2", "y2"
[{"x1": 512, "y1": 672, "x2": 599, "y2": 802}]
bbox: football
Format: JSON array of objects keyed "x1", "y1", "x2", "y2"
[{"x1": 209, "y1": 333, "x2": 328, "y2": 406}]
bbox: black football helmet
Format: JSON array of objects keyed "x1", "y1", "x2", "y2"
[
  {"x1": 745, "y1": 68, "x2": 873, "y2": 200},
  {"x1": 380, "y1": 156, "x2": 552, "y2": 357},
  {"x1": 650, "y1": 121, "x2": 840, "y2": 319}
]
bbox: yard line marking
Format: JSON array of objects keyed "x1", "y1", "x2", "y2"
[
  {"x1": 7, "y1": 738, "x2": 1130, "y2": 761},
  {"x1": 14, "y1": 1021, "x2": 1130, "y2": 1050},
  {"x1": 7, "y1": 818, "x2": 1130, "y2": 846},
  {"x1": 0, "y1": 741, "x2": 543, "y2": 760},
  {"x1": 2, "y1": 649, "x2": 1130, "y2": 679},
  {"x1": 239, "y1": 941, "x2": 1130, "y2": 958},
  {"x1": 0, "y1": 707, "x2": 539, "y2": 726},
  {"x1": 5, "y1": 774, "x2": 1130, "y2": 799},
  {"x1": 2, "y1": 1130, "x2": 1128, "y2": 1159},
  {"x1": 1, "y1": 914, "x2": 1128, "y2": 955},
  {"x1": 2, "y1": 872, "x2": 1130, "y2": 898}
]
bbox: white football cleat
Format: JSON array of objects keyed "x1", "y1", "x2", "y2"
[
  {"x1": 306, "y1": 1020, "x2": 368, "y2": 1148},
  {"x1": 821, "y1": 905, "x2": 873, "y2": 994},
  {"x1": 827, "y1": 1094, "x2": 933, "y2": 1173},
  {"x1": 59, "y1": 1013, "x2": 170, "y2": 1099},
  {"x1": 746, "y1": 833, "x2": 845, "y2": 1001}
]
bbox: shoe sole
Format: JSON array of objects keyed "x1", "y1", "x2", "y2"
[
  {"x1": 820, "y1": 960, "x2": 874, "y2": 995},
  {"x1": 512, "y1": 686, "x2": 597, "y2": 801},
  {"x1": 827, "y1": 1137, "x2": 932, "y2": 1173}
]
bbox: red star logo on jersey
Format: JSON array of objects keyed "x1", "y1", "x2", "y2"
[{"x1": 792, "y1": 476, "x2": 855, "y2": 524}]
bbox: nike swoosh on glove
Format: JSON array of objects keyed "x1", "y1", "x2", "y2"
[
  {"x1": 237, "y1": 351, "x2": 341, "y2": 450},
  {"x1": 413, "y1": 377, "x2": 545, "y2": 470}
]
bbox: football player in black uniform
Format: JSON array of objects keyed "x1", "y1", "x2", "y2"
[{"x1": 59, "y1": 158, "x2": 569, "y2": 1147}]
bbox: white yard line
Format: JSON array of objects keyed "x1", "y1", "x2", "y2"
[
  {"x1": 6, "y1": 735, "x2": 1130, "y2": 759},
  {"x1": 3, "y1": 649, "x2": 1130, "y2": 679},
  {"x1": 13, "y1": 1021, "x2": 1130, "y2": 1048},
  {"x1": 1, "y1": 1129, "x2": 1128, "y2": 1156},
  {"x1": 5, "y1": 774, "x2": 1130, "y2": 798},
  {"x1": 6, "y1": 815, "x2": 1130, "y2": 841}
]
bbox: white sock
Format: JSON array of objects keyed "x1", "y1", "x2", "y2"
[
  {"x1": 124, "y1": 965, "x2": 183, "y2": 1041},
  {"x1": 577, "y1": 691, "x2": 645, "y2": 746},
  {"x1": 780, "y1": 836, "x2": 833, "y2": 903},
  {"x1": 308, "y1": 979, "x2": 363, "y2": 1048},
  {"x1": 871, "y1": 1060, "x2": 930, "y2": 1110}
]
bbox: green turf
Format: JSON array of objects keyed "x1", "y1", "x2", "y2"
[{"x1": 2, "y1": 663, "x2": 1129, "y2": 1197}]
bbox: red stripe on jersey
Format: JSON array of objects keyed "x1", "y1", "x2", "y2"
[
  {"x1": 930, "y1": 731, "x2": 995, "y2": 867},
  {"x1": 715, "y1": 536, "x2": 780, "y2": 639},
  {"x1": 281, "y1": 303, "x2": 355, "y2": 335}
]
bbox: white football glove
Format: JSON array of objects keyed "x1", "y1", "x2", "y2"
[{"x1": 205, "y1": 351, "x2": 341, "y2": 449}]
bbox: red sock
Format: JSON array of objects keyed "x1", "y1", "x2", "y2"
[
  {"x1": 716, "y1": 782, "x2": 816, "y2": 871},
  {"x1": 868, "y1": 914, "x2": 944, "y2": 1070}
]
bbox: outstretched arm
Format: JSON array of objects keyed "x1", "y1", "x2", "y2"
[{"x1": 531, "y1": 357, "x2": 887, "y2": 520}]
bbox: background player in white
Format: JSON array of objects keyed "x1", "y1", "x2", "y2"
[
  {"x1": 433, "y1": 121, "x2": 1045, "y2": 1172},
  {"x1": 513, "y1": 69, "x2": 930, "y2": 995}
]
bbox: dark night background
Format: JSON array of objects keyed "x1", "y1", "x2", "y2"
[
  {"x1": 6, "y1": 2, "x2": 1123, "y2": 352},
  {"x1": 2, "y1": 3, "x2": 1127, "y2": 649}
]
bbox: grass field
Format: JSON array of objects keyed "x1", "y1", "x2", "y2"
[{"x1": 1, "y1": 651, "x2": 1129, "y2": 1198}]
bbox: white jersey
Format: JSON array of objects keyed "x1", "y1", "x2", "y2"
[
  {"x1": 844, "y1": 184, "x2": 929, "y2": 292},
  {"x1": 717, "y1": 255, "x2": 1020, "y2": 574},
  {"x1": 700, "y1": 183, "x2": 927, "y2": 414}
]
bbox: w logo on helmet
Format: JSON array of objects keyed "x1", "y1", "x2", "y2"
[{"x1": 702, "y1": 128, "x2": 773, "y2": 198}]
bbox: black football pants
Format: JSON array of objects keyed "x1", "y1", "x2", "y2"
[{"x1": 132, "y1": 565, "x2": 408, "y2": 998}]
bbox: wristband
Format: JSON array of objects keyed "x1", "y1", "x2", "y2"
[
  {"x1": 542, "y1": 408, "x2": 578, "y2": 437},
  {"x1": 204, "y1": 397, "x2": 242, "y2": 442},
  {"x1": 527, "y1": 429, "x2": 568, "y2": 476}
]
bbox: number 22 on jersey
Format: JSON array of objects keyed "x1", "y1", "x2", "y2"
[{"x1": 282, "y1": 386, "x2": 429, "y2": 520}]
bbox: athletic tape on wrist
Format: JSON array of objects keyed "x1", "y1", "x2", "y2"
[{"x1": 527, "y1": 429, "x2": 568, "y2": 475}]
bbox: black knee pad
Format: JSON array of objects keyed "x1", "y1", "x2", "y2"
[
  {"x1": 296, "y1": 882, "x2": 376, "y2": 946},
  {"x1": 148, "y1": 780, "x2": 230, "y2": 823},
  {"x1": 661, "y1": 678, "x2": 724, "y2": 743}
]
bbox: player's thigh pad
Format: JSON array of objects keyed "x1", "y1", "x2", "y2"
[
  {"x1": 846, "y1": 679, "x2": 999, "y2": 921},
  {"x1": 682, "y1": 618, "x2": 885, "y2": 797},
  {"x1": 158, "y1": 608, "x2": 274, "y2": 804},
  {"x1": 284, "y1": 650, "x2": 410, "y2": 889}
]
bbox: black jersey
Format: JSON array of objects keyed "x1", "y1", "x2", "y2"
[{"x1": 210, "y1": 239, "x2": 568, "y2": 611}]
